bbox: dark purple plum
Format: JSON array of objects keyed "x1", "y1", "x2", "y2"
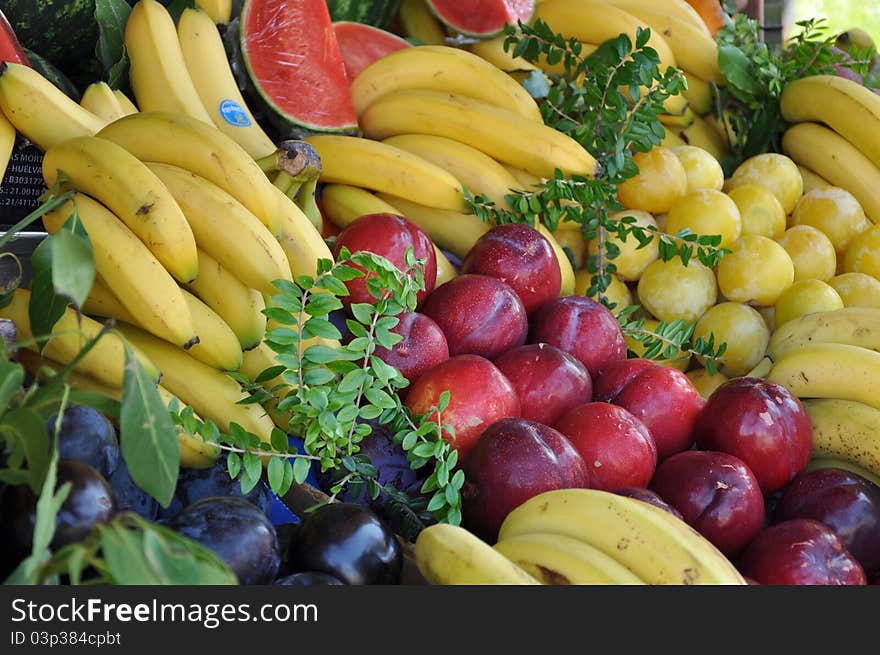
[
  {"x1": 48, "y1": 405, "x2": 119, "y2": 479},
  {"x1": 614, "y1": 487, "x2": 684, "y2": 520},
  {"x1": 168, "y1": 496, "x2": 280, "y2": 585},
  {"x1": 274, "y1": 571, "x2": 346, "y2": 585},
  {"x1": 106, "y1": 458, "x2": 159, "y2": 521}
]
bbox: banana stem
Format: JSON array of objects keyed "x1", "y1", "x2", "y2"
[
  {"x1": 294, "y1": 176, "x2": 323, "y2": 232},
  {"x1": 272, "y1": 171, "x2": 296, "y2": 195}
]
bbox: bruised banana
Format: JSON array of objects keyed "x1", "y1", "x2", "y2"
[
  {"x1": 0, "y1": 61, "x2": 105, "y2": 151},
  {"x1": 304, "y1": 134, "x2": 468, "y2": 212},
  {"x1": 115, "y1": 322, "x2": 275, "y2": 446},
  {"x1": 147, "y1": 162, "x2": 291, "y2": 295},
  {"x1": 493, "y1": 532, "x2": 646, "y2": 585},
  {"x1": 498, "y1": 488, "x2": 746, "y2": 585},
  {"x1": 766, "y1": 307, "x2": 880, "y2": 360},
  {"x1": 319, "y1": 184, "x2": 457, "y2": 285},
  {"x1": 42, "y1": 193, "x2": 197, "y2": 350},
  {"x1": 801, "y1": 398, "x2": 880, "y2": 481},
  {"x1": 177, "y1": 6, "x2": 276, "y2": 159},
  {"x1": 186, "y1": 249, "x2": 267, "y2": 351},
  {"x1": 0, "y1": 288, "x2": 160, "y2": 388},
  {"x1": 766, "y1": 342, "x2": 880, "y2": 411},
  {"x1": 97, "y1": 111, "x2": 284, "y2": 237},
  {"x1": 79, "y1": 82, "x2": 128, "y2": 123},
  {"x1": 359, "y1": 89, "x2": 601, "y2": 180},
  {"x1": 84, "y1": 275, "x2": 243, "y2": 373},
  {"x1": 350, "y1": 44, "x2": 542, "y2": 123},
  {"x1": 124, "y1": 0, "x2": 213, "y2": 124},
  {"x1": 414, "y1": 523, "x2": 542, "y2": 585},
  {"x1": 42, "y1": 135, "x2": 199, "y2": 284}
]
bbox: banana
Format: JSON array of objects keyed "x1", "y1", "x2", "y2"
[
  {"x1": 796, "y1": 164, "x2": 832, "y2": 195},
  {"x1": 660, "y1": 127, "x2": 688, "y2": 149},
  {"x1": 42, "y1": 135, "x2": 199, "y2": 284},
  {"x1": 745, "y1": 356, "x2": 773, "y2": 378},
  {"x1": 414, "y1": 523, "x2": 542, "y2": 585},
  {"x1": 533, "y1": 0, "x2": 678, "y2": 75},
  {"x1": 801, "y1": 398, "x2": 880, "y2": 480},
  {"x1": 382, "y1": 133, "x2": 520, "y2": 209},
  {"x1": 239, "y1": 340, "x2": 282, "y2": 385},
  {"x1": 676, "y1": 114, "x2": 728, "y2": 163},
  {"x1": 498, "y1": 488, "x2": 747, "y2": 585},
  {"x1": 84, "y1": 275, "x2": 243, "y2": 373},
  {"x1": 0, "y1": 109, "x2": 14, "y2": 183},
  {"x1": 682, "y1": 71, "x2": 715, "y2": 116},
  {"x1": 803, "y1": 456, "x2": 880, "y2": 489},
  {"x1": 272, "y1": 184, "x2": 336, "y2": 279},
  {"x1": 493, "y1": 532, "x2": 647, "y2": 584},
  {"x1": 305, "y1": 134, "x2": 469, "y2": 212},
  {"x1": 659, "y1": 104, "x2": 697, "y2": 129},
  {"x1": 125, "y1": 0, "x2": 213, "y2": 124},
  {"x1": 318, "y1": 183, "x2": 457, "y2": 285},
  {"x1": 466, "y1": 33, "x2": 542, "y2": 74},
  {"x1": 397, "y1": 0, "x2": 447, "y2": 46},
  {"x1": 146, "y1": 162, "x2": 291, "y2": 295},
  {"x1": 0, "y1": 288, "x2": 160, "y2": 388},
  {"x1": 194, "y1": 0, "x2": 232, "y2": 25},
  {"x1": 766, "y1": 307, "x2": 880, "y2": 361},
  {"x1": 350, "y1": 44, "x2": 542, "y2": 124},
  {"x1": 0, "y1": 62, "x2": 105, "y2": 151},
  {"x1": 781, "y1": 74, "x2": 880, "y2": 171},
  {"x1": 360, "y1": 89, "x2": 602, "y2": 180},
  {"x1": 42, "y1": 194, "x2": 197, "y2": 350},
  {"x1": 186, "y1": 249, "x2": 267, "y2": 351},
  {"x1": 113, "y1": 90, "x2": 139, "y2": 115},
  {"x1": 538, "y1": 223, "x2": 577, "y2": 296},
  {"x1": 766, "y1": 342, "x2": 880, "y2": 411},
  {"x1": 599, "y1": 0, "x2": 712, "y2": 36},
  {"x1": 782, "y1": 122, "x2": 880, "y2": 225},
  {"x1": 177, "y1": 7, "x2": 276, "y2": 159},
  {"x1": 114, "y1": 321, "x2": 275, "y2": 446},
  {"x1": 503, "y1": 165, "x2": 544, "y2": 191},
  {"x1": 97, "y1": 111, "x2": 284, "y2": 237},
  {"x1": 79, "y1": 82, "x2": 127, "y2": 123},
  {"x1": 375, "y1": 192, "x2": 492, "y2": 259}
]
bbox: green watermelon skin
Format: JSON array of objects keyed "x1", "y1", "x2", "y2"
[
  {"x1": 326, "y1": 0, "x2": 401, "y2": 30},
  {"x1": 2, "y1": 0, "x2": 99, "y2": 65},
  {"x1": 22, "y1": 48, "x2": 81, "y2": 101}
]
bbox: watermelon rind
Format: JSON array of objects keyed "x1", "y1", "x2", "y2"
[
  {"x1": 325, "y1": 0, "x2": 402, "y2": 30},
  {"x1": 237, "y1": 1, "x2": 359, "y2": 138},
  {"x1": 425, "y1": 0, "x2": 535, "y2": 39}
]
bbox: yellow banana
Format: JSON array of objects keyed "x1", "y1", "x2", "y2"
[
  {"x1": 381, "y1": 133, "x2": 520, "y2": 209},
  {"x1": 125, "y1": 0, "x2": 213, "y2": 124},
  {"x1": 661, "y1": 127, "x2": 688, "y2": 148},
  {"x1": 493, "y1": 532, "x2": 647, "y2": 584},
  {"x1": 796, "y1": 164, "x2": 832, "y2": 195},
  {"x1": 97, "y1": 111, "x2": 284, "y2": 237},
  {"x1": 780, "y1": 74, "x2": 880, "y2": 171},
  {"x1": 177, "y1": 7, "x2": 276, "y2": 159},
  {"x1": 803, "y1": 455, "x2": 880, "y2": 489},
  {"x1": 467, "y1": 33, "x2": 542, "y2": 74},
  {"x1": 0, "y1": 61, "x2": 105, "y2": 151},
  {"x1": 239, "y1": 340, "x2": 282, "y2": 385},
  {"x1": 498, "y1": 488, "x2": 747, "y2": 585},
  {"x1": 0, "y1": 288, "x2": 160, "y2": 388},
  {"x1": 781, "y1": 122, "x2": 880, "y2": 225},
  {"x1": 146, "y1": 162, "x2": 291, "y2": 295},
  {"x1": 766, "y1": 307, "x2": 880, "y2": 361},
  {"x1": 42, "y1": 135, "x2": 199, "y2": 284},
  {"x1": 115, "y1": 321, "x2": 275, "y2": 446},
  {"x1": 682, "y1": 72, "x2": 714, "y2": 116},
  {"x1": 659, "y1": 104, "x2": 697, "y2": 129},
  {"x1": 113, "y1": 90, "x2": 139, "y2": 115},
  {"x1": 360, "y1": 89, "x2": 601, "y2": 180},
  {"x1": 766, "y1": 342, "x2": 880, "y2": 411},
  {"x1": 79, "y1": 82, "x2": 127, "y2": 123},
  {"x1": 676, "y1": 114, "x2": 728, "y2": 163},
  {"x1": 305, "y1": 134, "x2": 468, "y2": 212},
  {"x1": 802, "y1": 398, "x2": 880, "y2": 480},
  {"x1": 318, "y1": 183, "x2": 457, "y2": 285},
  {"x1": 598, "y1": 0, "x2": 712, "y2": 36},
  {"x1": 272, "y1": 184, "x2": 336, "y2": 279},
  {"x1": 0, "y1": 109, "x2": 14, "y2": 183},
  {"x1": 537, "y1": 223, "x2": 577, "y2": 296},
  {"x1": 186, "y1": 249, "x2": 267, "y2": 351},
  {"x1": 350, "y1": 44, "x2": 542, "y2": 124},
  {"x1": 414, "y1": 523, "x2": 542, "y2": 585},
  {"x1": 375, "y1": 192, "x2": 491, "y2": 259},
  {"x1": 397, "y1": 0, "x2": 447, "y2": 45},
  {"x1": 503, "y1": 165, "x2": 544, "y2": 191},
  {"x1": 194, "y1": 0, "x2": 232, "y2": 24},
  {"x1": 84, "y1": 275, "x2": 243, "y2": 373},
  {"x1": 158, "y1": 384, "x2": 223, "y2": 469},
  {"x1": 42, "y1": 194, "x2": 197, "y2": 350}
]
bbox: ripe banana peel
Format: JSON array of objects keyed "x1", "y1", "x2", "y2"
[
  {"x1": 802, "y1": 398, "x2": 880, "y2": 481},
  {"x1": 766, "y1": 307, "x2": 880, "y2": 361}
]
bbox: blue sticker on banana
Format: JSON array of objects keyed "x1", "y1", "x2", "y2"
[{"x1": 219, "y1": 99, "x2": 252, "y2": 127}]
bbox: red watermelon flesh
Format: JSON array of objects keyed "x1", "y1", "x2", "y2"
[
  {"x1": 0, "y1": 10, "x2": 29, "y2": 66},
  {"x1": 240, "y1": 0, "x2": 358, "y2": 133},
  {"x1": 333, "y1": 21, "x2": 411, "y2": 82},
  {"x1": 426, "y1": 0, "x2": 535, "y2": 37}
]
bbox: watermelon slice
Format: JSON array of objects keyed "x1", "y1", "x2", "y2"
[
  {"x1": 240, "y1": 0, "x2": 358, "y2": 136},
  {"x1": 426, "y1": 0, "x2": 535, "y2": 38},
  {"x1": 0, "y1": 10, "x2": 29, "y2": 66},
  {"x1": 333, "y1": 21, "x2": 411, "y2": 82}
]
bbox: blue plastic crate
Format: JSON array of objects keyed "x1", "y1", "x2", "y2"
[{"x1": 265, "y1": 435, "x2": 322, "y2": 526}]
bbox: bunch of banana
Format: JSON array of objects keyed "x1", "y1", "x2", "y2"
[
  {"x1": 79, "y1": 82, "x2": 133, "y2": 123},
  {"x1": 497, "y1": 488, "x2": 747, "y2": 585},
  {"x1": 801, "y1": 398, "x2": 880, "y2": 481},
  {"x1": 780, "y1": 75, "x2": 880, "y2": 224}
]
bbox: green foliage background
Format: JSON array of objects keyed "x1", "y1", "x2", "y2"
[{"x1": 787, "y1": 1, "x2": 880, "y2": 43}]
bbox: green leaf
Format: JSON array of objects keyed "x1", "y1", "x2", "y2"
[
  {"x1": 51, "y1": 218, "x2": 95, "y2": 310},
  {"x1": 305, "y1": 292, "x2": 343, "y2": 316},
  {"x1": 302, "y1": 317, "x2": 342, "y2": 340},
  {"x1": 120, "y1": 344, "x2": 180, "y2": 508},
  {"x1": 267, "y1": 457, "x2": 286, "y2": 496},
  {"x1": 1, "y1": 407, "x2": 51, "y2": 492},
  {"x1": 350, "y1": 302, "x2": 375, "y2": 325},
  {"x1": 0, "y1": 358, "x2": 24, "y2": 416},
  {"x1": 292, "y1": 457, "x2": 311, "y2": 485},
  {"x1": 94, "y1": 0, "x2": 132, "y2": 87},
  {"x1": 718, "y1": 43, "x2": 761, "y2": 97},
  {"x1": 28, "y1": 236, "x2": 69, "y2": 348},
  {"x1": 227, "y1": 452, "x2": 241, "y2": 479}
]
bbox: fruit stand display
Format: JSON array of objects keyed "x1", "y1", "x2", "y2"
[{"x1": 0, "y1": 0, "x2": 879, "y2": 588}]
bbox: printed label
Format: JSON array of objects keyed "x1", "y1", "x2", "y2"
[
  {"x1": 0, "y1": 138, "x2": 45, "y2": 229},
  {"x1": 219, "y1": 99, "x2": 252, "y2": 127}
]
